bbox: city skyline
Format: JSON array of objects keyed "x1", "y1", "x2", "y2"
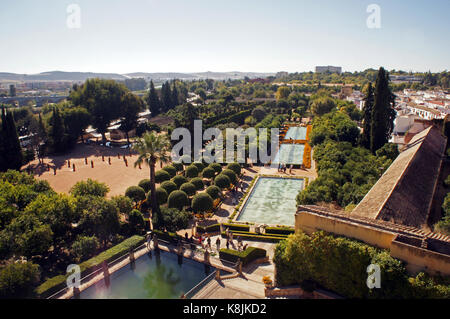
[{"x1": 0, "y1": 0, "x2": 449, "y2": 74}]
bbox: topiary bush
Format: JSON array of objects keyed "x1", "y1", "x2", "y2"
[
  {"x1": 192, "y1": 193, "x2": 213, "y2": 214},
  {"x1": 111, "y1": 195, "x2": 133, "y2": 215},
  {"x1": 160, "y1": 181, "x2": 178, "y2": 195},
  {"x1": 72, "y1": 235, "x2": 100, "y2": 262},
  {"x1": 162, "y1": 165, "x2": 177, "y2": 178},
  {"x1": 192, "y1": 162, "x2": 205, "y2": 172},
  {"x1": 138, "y1": 179, "x2": 152, "y2": 193},
  {"x1": 125, "y1": 186, "x2": 146, "y2": 204},
  {"x1": 221, "y1": 169, "x2": 237, "y2": 185},
  {"x1": 155, "y1": 170, "x2": 171, "y2": 183},
  {"x1": 219, "y1": 247, "x2": 267, "y2": 266},
  {"x1": 190, "y1": 177, "x2": 204, "y2": 190},
  {"x1": 171, "y1": 175, "x2": 188, "y2": 188},
  {"x1": 167, "y1": 190, "x2": 189, "y2": 210},
  {"x1": 128, "y1": 209, "x2": 145, "y2": 232},
  {"x1": 214, "y1": 174, "x2": 231, "y2": 189},
  {"x1": 209, "y1": 163, "x2": 222, "y2": 175},
  {"x1": 206, "y1": 185, "x2": 222, "y2": 200},
  {"x1": 185, "y1": 165, "x2": 199, "y2": 178},
  {"x1": 151, "y1": 187, "x2": 168, "y2": 205},
  {"x1": 180, "y1": 182, "x2": 197, "y2": 197},
  {"x1": 172, "y1": 162, "x2": 184, "y2": 172},
  {"x1": 202, "y1": 167, "x2": 216, "y2": 180},
  {"x1": 227, "y1": 162, "x2": 242, "y2": 176}
]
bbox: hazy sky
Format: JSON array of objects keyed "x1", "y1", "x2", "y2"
[{"x1": 0, "y1": 0, "x2": 448, "y2": 74}]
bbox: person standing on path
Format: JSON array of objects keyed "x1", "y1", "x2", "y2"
[{"x1": 216, "y1": 237, "x2": 221, "y2": 251}]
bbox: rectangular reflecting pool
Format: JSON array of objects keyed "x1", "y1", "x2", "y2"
[
  {"x1": 284, "y1": 126, "x2": 307, "y2": 140},
  {"x1": 78, "y1": 250, "x2": 214, "y2": 299},
  {"x1": 273, "y1": 144, "x2": 305, "y2": 165},
  {"x1": 237, "y1": 177, "x2": 304, "y2": 226}
]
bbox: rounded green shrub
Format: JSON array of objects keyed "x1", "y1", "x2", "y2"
[
  {"x1": 214, "y1": 174, "x2": 231, "y2": 189},
  {"x1": 190, "y1": 177, "x2": 204, "y2": 190},
  {"x1": 222, "y1": 169, "x2": 237, "y2": 185},
  {"x1": 162, "y1": 165, "x2": 177, "y2": 178},
  {"x1": 167, "y1": 190, "x2": 189, "y2": 210},
  {"x1": 209, "y1": 162, "x2": 222, "y2": 174},
  {"x1": 227, "y1": 162, "x2": 242, "y2": 176},
  {"x1": 206, "y1": 185, "x2": 221, "y2": 200},
  {"x1": 125, "y1": 186, "x2": 146, "y2": 203},
  {"x1": 128, "y1": 209, "x2": 145, "y2": 231},
  {"x1": 138, "y1": 179, "x2": 152, "y2": 193},
  {"x1": 160, "y1": 181, "x2": 178, "y2": 195},
  {"x1": 172, "y1": 162, "x2": 184, "y2": 172},
  {"x1": 155, "y1": 170, "x2": 171, "y2": 183},
  {"x1": 192, "y1": 193, "x2": 213, "y2": 214},
  {"x1": 202, "y1": 167, "x2": 216, "y2": 180},
  {"x1": 192, "y1": 162, "x2": 205, "y2": 172},
  {"x1": 149, "y1": 187, "x2": 168, "y2": 205},
  {"x1": 171, "y1": 175, "x2": 188, "y2": 188},
  {"x1": 180, "y1": 182, "x2": 197, "y2": 197},
  {"x1": 185, "y1": 165, "x2": 199, "y2": 178}
]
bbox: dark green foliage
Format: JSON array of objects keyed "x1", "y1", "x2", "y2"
[
  {"x1": 273, "y1": 232, "x2": 450, "y2": 299},
  {"x1": 202, "y1": 167, "x2": 216, "y2": 180},
  {"x1": 192, "y1": 162, "x2": 205, "y2": 172},
  {"x1": 138, "y1": 179, "x2": 152, "y2": 193},
  {"x1": 160, "y1": 181, "x2": 178, "y2": 195},
  {"x1": 179, "y1": 182, "x2": 197, "y2": 196},
  {"x1": 370, "y1": 67, "x2": 396, "y2": 153},
  {"x1": 155, "y1": 170, "x2": 171, "y2": 184},
  {"x1": 128, "y1": 209, "x2": 145, "y2": 232},
  {"x1": 208, "y1": 163, "x2": 222, "y2": 174},
  {"x1": 185, "y1": 164, "x2": 199, "y2": 178},
  {"x1": 124, "y1": 186, "x2": 146, "y2": 204},
  {"x1": 190, "y1": 177, "x2": 204, "y2": 190},
  {"x1": 360, "y1": 82, "x2": 374, "y2": 149},
  {"x1": 309, "y1": 111, "x2": 360, "y2": 146},
  {"x1": 0, "y1": 262, "x2": 40, "y2": 298},
  {"x1": 48, "y1": 107, "x2": 68, "y2": 153},
  {"x1": 152, "y1": 207, "x2": 189, "y2": 232},
  {"x1": 221, "y1": 169, "x2": 237, "y2": 185},
  {"x1": 311, "y1": 96, "x2": 336, "y2": 116},
  {"x1": 146, "y1": 80, "x2": 161, "y2": 116},
  {"x1": 171, "y1": 175, "x2": 188, "y2": 188},
  {"x1": 167, "y1": 190, "x2": 189, "y2": 210},
  {"x1": 0, "y1": 107, "x2": 23, "y2": 171},
  {"x1": 226, "y1": 162, "x2": 242, "y2": 176},
  {"x1": 172, "y1": 162, "x2": 184, "y2": 172},
  {"x1": 162, "y1": 165, "x2": 177, "y2": 178},
  {"x1": 214, "y1": 174, "x2": 231, "y2": 189},
  {"x1": 219, "y1": 247, "x2": 266, "y2": 266},
  {"x1": 72, "y1": 235, "x2": 100, "y2": 261},
  {"x1": 265, "y1": 227, "x2": 295, "y2": 235},
  {"x1": 152, "y1": 187, "x2": 168, "y2": 205},
  {"x1": 111, "y1": 195, "x2": 133, "y2": 215},
  {"x1": 70, "y1": 178, "x2": 109, "y2": 197},
  {"x1": 376, "y1": 143, "x2": 399, "y2": 161},
  {"x1": 205, "y1": 185, "x2": 221, "y2": 200},
  {"x1": 191, "y1": 193, "x2": 213, "y2": 214}
]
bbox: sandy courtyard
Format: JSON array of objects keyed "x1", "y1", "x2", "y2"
[{"x1": 26, "y1": 143, "x2": 169, "y2": 198}]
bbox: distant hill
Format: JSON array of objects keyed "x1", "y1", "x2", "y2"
[{"x1": 0, "y1": 71, "x2": 274, "y2": 83}]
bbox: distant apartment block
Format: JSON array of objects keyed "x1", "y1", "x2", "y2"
[{"x1": 315, "y1": 66, "x2": 342, "y2": 74}]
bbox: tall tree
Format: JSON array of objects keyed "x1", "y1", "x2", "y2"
[
  {"x1": 360, "y1": 82, "x2": 374, "y2": 149},
  {"x1": 120, "y1": 93, "x2": 144, "y2": 147},
  {"x1": 161, "y1": 81, "x2": 173, "y2": 112},
  {"x1": 48, "y1": 107, "x2": 66, "y2": 153},
  {"x1": 0, "y1": 107, "x2": 23, "y2": 171},
  {"x1": 146, "y1": 80, "x2": 161, "y2": 117},
  {"x1": 29, "y1": 113, "x2": 48, "y2": 164},
  {"x1": 370, "y1": 67, "x2": 396, "y2": 153},
  {"x1": 133, "y1": 132, "x2": 171, "y2": 217},
  {"x1": 171, "y1": 81, "x2": 179, "y2": 107},
  {"x1": 63, "y1": 106, "x2": 91, "y2": 144}
]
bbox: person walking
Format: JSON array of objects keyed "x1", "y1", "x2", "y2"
[
  {"x1": 216, "y1": 237, "x2": 221, "y2": 251},
  {"x1": 207, "y1": 236, "x2": 211, "y2": 250},
  {"x1": 226, "y1": 239, "x2": 230, "y2": 250}
]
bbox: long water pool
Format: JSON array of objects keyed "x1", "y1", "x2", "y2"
[
  {"x1": 273, "y1": 144, "x2": 305, "y2": 165},
  {"x1": 79, "y1": 250, "x2": 214, "y2": 299},
  {"x1": 237, "y1": 177, "x2": 304, "y2": 226},
  {"x1": 284, "y1": 126, "x2": 307, "y2": 140}
]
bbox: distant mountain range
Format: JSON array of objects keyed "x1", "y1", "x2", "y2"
[{"x1": 0, "y1": 71, "x2": 275, "y2": 82}]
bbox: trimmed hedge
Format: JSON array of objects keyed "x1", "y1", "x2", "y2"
[
  {"x1": 196, "y1": 224, "x2": 221, "y2": 234},
  {"x1": 36, "y1": 235, "x2": 145, "y2": 298},
  {"x1": 219, "y1": 247, "x2": 267, "y2": 266},
  {"x1": 265, "y1": 227, "x2": 295, "y2": 236},
  {"x1": 222, "y1": 223, "x2": 250, "y2": 232},
  {"x1": 221, "y1": 232, "x2": 286, "y2": 243},
  {"x1": 152, "y1": 229, "x2": 182, "y2": 244}
]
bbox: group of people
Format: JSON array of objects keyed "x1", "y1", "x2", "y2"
[{"x1": 278, "y1": 163, "x2": 293, "y2": 174}]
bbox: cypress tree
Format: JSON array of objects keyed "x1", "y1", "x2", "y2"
[
  {"x1": 161, "y1": 81, "x2": 173, "y2": 112},
  {"x1": 370, "y1": 67, "x2": 396, "y2": 153},
  {"x1": 171, "y1": 81, "x2": 179, "y2": 107},
  {"x1": 146, "y1": 80, "x2": 161, "y2": 117},
  {"x1": 49, "y1": 107, "x2": 66, "y2": 153},
  {"x1": 0, "y1": 107, "x2": 23, "y2": 171},
  {"x1": 360, "y1": 82, "x2": 374, "y2": 149}
]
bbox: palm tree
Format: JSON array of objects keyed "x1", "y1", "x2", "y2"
[{"x1": 133, "y1": 132, "x2": 171, "y2": 216}]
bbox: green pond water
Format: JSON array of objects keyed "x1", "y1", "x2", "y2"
[
  {"x1": 79, "y1": 250, "x2": 214, "y2": 299},
  {"x1": 284, "y1": 126, "x2": 307, "y2": 140},
  {"x1": 237, "y1": 177, "x2": 304, "y2": 226},
  {"x1": 273, "y1": 144, "x2": 305, "y2": 165}
]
